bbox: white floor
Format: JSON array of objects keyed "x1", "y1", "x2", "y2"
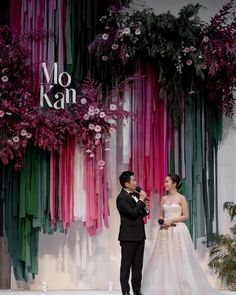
[{"x1": 0, "y1": 291, "x2": 235, "y2": 295}]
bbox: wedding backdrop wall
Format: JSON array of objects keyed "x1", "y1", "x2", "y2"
[{"x1": 0, "y1": 0, "x2": 235, "y2": 291}]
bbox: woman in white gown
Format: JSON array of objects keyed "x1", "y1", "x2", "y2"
[{"x1": 142, "y1": 174, "x2": 222, "y2": 295}]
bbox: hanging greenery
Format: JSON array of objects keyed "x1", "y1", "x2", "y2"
[
  {"x1": 89, "y1": 1, "x2": 236, "y2": 125},
  {"x1": 208, "y1": 201, "x2": 236, "y2": 291}
]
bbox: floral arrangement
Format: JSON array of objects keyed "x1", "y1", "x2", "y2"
[
  {"x1": 89, "y1": 1, "x2": 236, "y2": 123},
  {"x1": 0, "y1": 26, "x2": 131, "y2": 169},
  {"x1": 203, "y1": 0, "x2": 236, "y2": 117}
]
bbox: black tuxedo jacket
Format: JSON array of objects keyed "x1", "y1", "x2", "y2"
[{"x1": 116, "y1": 189, "x2": 149, "y2": 241}]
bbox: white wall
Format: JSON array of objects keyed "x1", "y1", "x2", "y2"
[{"x1": 11, "y1": 0, "x2": 235, "y2": 291}]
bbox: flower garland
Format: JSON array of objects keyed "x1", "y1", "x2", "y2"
[{"x1": 0, "y1": 26, "x2": 131, "y2": 169}]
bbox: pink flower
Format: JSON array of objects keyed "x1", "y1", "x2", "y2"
[
  {"x1": 110, "y1": 104, "x2": 117, "y2": 111},
  {"x1": 186, "y1": 59, "x2": 193, "y2": 66},
  {"x1": 135, "y1": 28, "x2": 141, "y2": 35},
  {"x1": 86, "y1": 149, "x2": 92, "y2": 153},
  {"x1": 189, "y1": 90, "x2": 195, "y2": 95},
  {"x1": 89, "y1": 124, "x2": 95, "y2": 130},
  {"x1": 201, "y1": 63, "x2": 207, "y2": 70},
  {"x1": 26, "y1": 133, "x2": 32, "y2": 138},
  {"x1": 12, "y1": 136, "x2": 20, "y2": 143},
  {"x1": 102, "y1": 33, "x2": 109, "y2": 40},
  {"x1": 98, "y1": 160, "x2": 105, "y2": 167},
  {"x1": 20, "y1": 129, "x2": 27, "y2": 136},
  {"x1": 84, "y1": 114, "x2": 89, "y2": 120},
  {"x1": 95, "y1": 108, "x2": 100, "y2": 114},
  {"x1": 190, "y1": 46, "x2": 196, "y2": 52},
  {"x1": 81, "y1": 98, "x2": 87, "y2": 105},
  {"x1": 7, "y1": 139, "x2": 13, "y2": 145},
  {"x1": 105, "y1": 148, "x2": 111, "y2": 151},
  {"x1": 95, "y1": 125, "x2": 102, "y2": 132},
  {"x1": 95, "y1": 140, "x2": 100, "y2": 145},
  {"x1": 90, "y1": 153, "x2": 95, "y2": 158},
  {"x1": 203, "y1": 36, "x2": 209, "y2": 43},
  {"x1": 1, "y1": 75, "x2": 8, "y2": 83},
  {"x1": 109, "y1": 127, "x2": 115, "y2": 134},
  {"x1": 95, "y1": 133, "x2": 102, "y2": 139},
  {"x1": 100, "y1": 112, "x2": 106, "y2": 118},
  {"x1": 6, "y1": 112, "x2": 12, "y2": 116},
  {"x1": 99, "y1": 166, "x2": 104, "y2": 170},
  {"x1": 183, "y1": 47, "x2": 190, "y2": 54},
  {"x1": 89, "y1": 106, "x2": 95, "y2": 112},
  {"x1": 112, "y1": 44, "x2": 119, "y2": 50},
  {"x1": 0, "y1": 110, "x2": 4, "y2": 117},
  {"x1": 2, "y1": 68, "x2": 8, "y2": 73}
]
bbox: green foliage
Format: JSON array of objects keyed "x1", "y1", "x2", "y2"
[{"x1": 208, "y1": 201, "x2": 236, "y2": 291}]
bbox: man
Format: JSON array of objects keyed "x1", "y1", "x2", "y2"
[{"x1": 116, "y1": 171, "x2": 150, "y2": 295}]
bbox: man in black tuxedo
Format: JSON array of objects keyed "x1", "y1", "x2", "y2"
[{"x1": 116, "y1": 171, "x2": 150, "y2": 295}]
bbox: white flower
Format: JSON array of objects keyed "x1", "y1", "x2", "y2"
[
  {"x1": 95, "y1": 133, "x2": 102, "y2": 139},
  {"x1": 201, "y1": 63, "x2": 207, "y2": 70},
  {"x1": 6, "y1": 112, "x2": 12, "y2": 116},
  {"x1": 135, "y1": 28, "x2": 141, "y2": 35},
  {"x1": 100, "y1": 112, "x2": 106, "y2": 118},
  {"x1": 95, "y1": 108, "x2": 100, "y2": 114},
  {"x1": 21, "y1": 129, "x2": 27, "y2": 136},
  {"x1": 102, "y1": 33, "x2": 109, "y2": 40},
  {"x1": 7, "y1": 139, "x2": 13, "y2": 145},
  {"x1": 102, "y1": 56, "x2": 109, "y2": 61},
  {"x1": 89, "y1": 124, "x2": 95, "y2": 130},
  {"x1": 12, "y1": 136, "x2": 20, "y2": 143},
  {"x1": 189, "y1": 90, "x2": 195, "y2": 95},
  {"x1": 81, "y1": 98, "x2": 87, "y2": 105},
  {"x1": 84, "y1": 114, "x2": 89, "y2": 120},
  {"x1": 0, "y1": 110, "x2": 4, "y2": 117},
  {"x1": 26, "y1": 133, "x2": 32, "y2": 138},
  {"x1": 123, "y1": 27, "x2": 130, "y2": 35},
  {"x1": 203, "y1": 36, "x2": 209, "y2": 43},
  {"x1": 190, "y1": 46, "x2": 196, "y2": 52},
  {"x1": 183, "y1": 47, "x2": 190, "y2": 54},
  {"x1": 86, "y1": 149, "x2": 92, "y2": 153},
  {"x1": 88, "y1": 110, "x2": 95, "y2": 116},
  {"x1": 95, "y1": 125, "x2": 102, "y2": 132},
  {"x1": 1, "y1": 75, "x2": 8, "y2": 83},
  {"x1": 110, "y1": 104, "x2": 117, "y2": 111},
  {"x1": 105, "y1": 148, "x2": 111, "y2": 151},
  {"x1": 98, "y1": 160, "x2": 105, "y2": 167},
  {"x1": 89, "y1": 106, "x2": 95, "y2": 112},
  {"x1": 198, "y1": 55, "x2": 203, "y2": 59}
]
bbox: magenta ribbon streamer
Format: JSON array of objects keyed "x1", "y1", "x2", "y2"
[
  {"x1": 130, "y1": 63, "x2": 169, "y2": 214},
  {"x1": 9, "y1": 0, "x2": 110, "y2": 235}
]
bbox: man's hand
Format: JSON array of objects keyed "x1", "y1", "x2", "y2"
[{"x1": 139, "y1": 190, "x2": 147, "y2": 202}]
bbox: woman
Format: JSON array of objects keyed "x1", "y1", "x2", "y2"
[{"x1": 142, "y1": 174, "x2": 223, "y2": 295}]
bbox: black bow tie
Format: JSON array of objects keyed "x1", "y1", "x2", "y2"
[{"x1": 129, "y1": 192, "x2": 133, "y2": 197}]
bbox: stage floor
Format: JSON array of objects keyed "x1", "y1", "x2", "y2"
[{"x1": 0, "y1": 291, "x2": 235, "y2": 295}]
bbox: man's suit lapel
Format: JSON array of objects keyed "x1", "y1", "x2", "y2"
[{"x1": 122, "y1": 189, "x2": 136, "y2": 206}]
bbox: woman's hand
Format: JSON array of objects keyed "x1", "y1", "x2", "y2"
[{"x1": 164, "y1": 219, "x2": 173, "y2": 226}]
